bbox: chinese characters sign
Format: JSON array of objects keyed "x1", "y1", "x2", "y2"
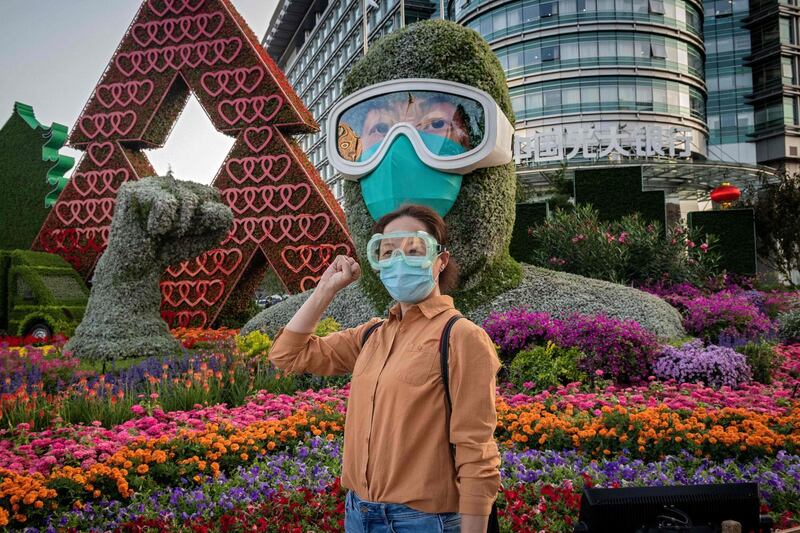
[{"x1": 514, "y1": 123, "x2": 693, "y2": 165}]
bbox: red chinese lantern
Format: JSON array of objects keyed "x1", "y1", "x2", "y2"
[{"x1": 710, "y1": 182, "x2": 741, "y2": 208}]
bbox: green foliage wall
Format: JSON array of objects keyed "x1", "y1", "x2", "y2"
[
  {"x1": 687, "y1": 208, "x2": 757, "y2": 275},
  {"x1": 574, "y1": 167, "x2": 666, "y2": 230},
  {"x1": 0, "y1": 115, "x2": 52, "y2": 249},
  {"x1": 510, "y1": 202, "x2": 548, "y2": 263}
]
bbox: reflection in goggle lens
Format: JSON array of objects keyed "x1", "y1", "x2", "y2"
[{"x1": 336, "y1": 91, "x2": 486, "y2": 162}]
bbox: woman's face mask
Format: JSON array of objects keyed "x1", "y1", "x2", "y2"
[{"x1": 366, "y1": 230, "x2": 445, "y2": 303}]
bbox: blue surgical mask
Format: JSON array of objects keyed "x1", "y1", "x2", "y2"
[
  {"x1": 358, "y1": 133, "x2": 465, "y2": 221},
  {"x1": 379, "y1": 260, "x2": 436, "y2": 303}
]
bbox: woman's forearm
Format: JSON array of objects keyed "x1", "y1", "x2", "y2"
[
  {"x1": 284, "y1": 285, "x2": 336, "y2": 334},
  {"x1": 461, "y1": 513, "x2": 489, "y2": 532}
]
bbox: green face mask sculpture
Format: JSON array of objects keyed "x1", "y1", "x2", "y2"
[{"x1": 358, "y1": 132, "x2": 465, "y2": 220}]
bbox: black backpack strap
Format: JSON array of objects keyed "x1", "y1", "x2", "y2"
[
  {"x1": 360, "y1": 319, "x2": 384, "y2": 348},
  {"x1": 439, "y1": 314, "x2": 464, "y2": 463},
  {"x1": 440, "y1": 314, "x2": 501, "y2": 531}
]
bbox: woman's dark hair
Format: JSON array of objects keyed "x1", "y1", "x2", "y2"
[{"x1": 371, "y1": 204, "x2": 460, "y2": 294}]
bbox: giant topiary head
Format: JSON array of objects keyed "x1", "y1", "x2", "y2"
[{"x1": 339, "y1": 19, "x2": 521, "y2": 311}]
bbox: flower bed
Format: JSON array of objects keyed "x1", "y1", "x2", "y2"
[{"x1": 1, "y1": 323, "x2": 799, "y2": 530}]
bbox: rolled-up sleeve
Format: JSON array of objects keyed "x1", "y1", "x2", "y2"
[
  {"x1": 267, "y1": 317, "x2": 383, "y2": 376},
  {"x1": 448, "y1": 321, "x2": 502, "y2": 516}
]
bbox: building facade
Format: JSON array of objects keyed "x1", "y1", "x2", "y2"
[{"x1": 746, "y1": 0, "x2": 800, "y2": 171}]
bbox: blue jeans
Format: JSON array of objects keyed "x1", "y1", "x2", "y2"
[{"x1": 345, "y1": 489, "x2": 461, "y2": 532}]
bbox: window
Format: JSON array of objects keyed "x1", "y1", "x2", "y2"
[
  {"x1": 716, "y1": 36, "x2": 733, "y2": 53},
  {"x1": 580, "y1": 40, "x2": 598, "y2": 59},
  {"x1": 714, "y1": 0, "x2": 733, "y2": 16},
  {"x1": 525, "y1": 45, "x2": 542, "y2": 64},
  {"x1": 526, "y1": 91, "x2": 543, "y2": 111},
  {"x1": 507, "y1": 4, "x2": 522, "y2": 26},
  {"x1": 651, "y1": 42, "x2": 667, "y2": 58},
  {"x1": 780, "y1": 17, "x2": 795, "y2": 44},
  {"x1": 560, "y1": 0, "x2": 577, "y2": 15},
  {"x1": 563, "y1": 87, "x2": 581, "y2": 106},
  {"x1": 542, "y1": 45, "x2": 560, "y2": 61},
  {"x1": 633, "y1": 0, "x2": 648, "y2": 14},
  {"x1": 543, "y1": 89, "x2": 561, "y2": 107},
  {"x1": 649, "y1": 0, "x2": 665, "y2": 13},
  {"x1": 600, "y1": 85, "x2": 617, "y2": 103},
  {"x1": 618, "y1": 39, "x2": 634, "y2": 58},
  {"x1": 523, "y1": 1, "x2": 540, "y2": 22},
  {"x1": 561, "y1": 42, "x2": 579, "y2": 60},
  {"x1": 783, "y1": 56, "x2": 795, "y2": 83},
  {"x1": 598, "y1": 39, "x2": 615, "y2": 58},
  {"x1": 540, "y1": 2, "x2": 559, "y2": 17},
  {"x1": 511, "y1": 95, "x2": 525, "y2": 113},
  {"x1": 581, "y1": 85, "x2": 600, "y2": 105},
  {"x1": 720, "y1": 112, "x2": 736, "y2": 128}
]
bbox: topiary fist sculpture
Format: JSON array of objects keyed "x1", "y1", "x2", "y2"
[{"x1": 65, "y1": 175, "x2": 233, "y2": 361}]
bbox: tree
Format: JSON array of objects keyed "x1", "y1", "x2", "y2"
[{"x1": 752, "y1": 170, "x2": 800, "y2": 286}]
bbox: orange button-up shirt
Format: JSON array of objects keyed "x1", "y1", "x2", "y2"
[{"x1": 267, "y1": 294, "x2": 502, "y2": 516}]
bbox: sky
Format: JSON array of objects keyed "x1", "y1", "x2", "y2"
[{"x1": 0, "y1": 0, "x2": 279, "y2": 184}]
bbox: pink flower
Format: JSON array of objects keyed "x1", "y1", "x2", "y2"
[
  {"x1": 150, "y1": 393, "x2": 159, "y2": 400},
  {"x1": 700, "y1": 242, "x2": 709, "y2": 253},
  {"x1": 131, "y1": 405, "x2": 145, "y2": 415},
  {"x1": 617, "y1": 232, "x2": 629, "y2": 244},
  {"x1": 523, "y1": 381, "x2": 535, "y2": 389},
  {"x1": 685, "y1": 239, "x2": 695, "y2": 248},
  {"x1": 571, "y1": 234, "x2": 587, "y2": 244},
  {"x1": 604, "y1": 232, "x2": 616, "y2": 243}
]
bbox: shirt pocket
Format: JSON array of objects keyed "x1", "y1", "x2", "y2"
[{"x1": 396, "y1": 348, "x2": 439, "y2": 386}]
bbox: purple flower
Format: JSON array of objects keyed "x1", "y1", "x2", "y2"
[{"x1": 653, "y1": 339, "x2": 752, "y2": 389}]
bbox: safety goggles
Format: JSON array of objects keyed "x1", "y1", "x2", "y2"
[
  {"x1": 366, "y1": 231, "x2": 447, "y2": 271},
  {"x1": 327, "y1": 78, "x2": 515, "y2": 179}
]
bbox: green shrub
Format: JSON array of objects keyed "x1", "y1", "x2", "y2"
[
  {"x1": 778, "y1": 309, "x2": 800, "y2": 343},
  {"x1": 735, "y1": 342, "x2": 783, "y2": 384},
  {"x1": 236, "y1": 330, "x2": 273, "y2": 359},
  {"x1": 528, "y1": 205, "x2": 720, "y2": 285},
  {"x1": 315, "y1": 317, "x2": 341, "y2": 337},
  {"x1": 508, "y1": 341, "x2": 587, "y2": 392}
]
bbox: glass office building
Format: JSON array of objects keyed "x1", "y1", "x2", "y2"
[
  {"x1": 703, "y1": 0, "x2": 756, "y2": 164},
  {"x1": 746, "y1": 0, "x2": 800, "y2": 171}
]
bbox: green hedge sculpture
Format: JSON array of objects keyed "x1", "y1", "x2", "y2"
[
  {"x1": 65, "y1": 175, "x2": 233, "y2": 361},
  {"x1": 0, "y1": 102, "x2": 74, "y2": 250},
  {"x1": 243, "y1": 20, "x2": 684, "y2": 339}
]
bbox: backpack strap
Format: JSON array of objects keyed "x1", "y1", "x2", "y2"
[
  {"x1": 360, "y1": 319, "x2": 384, "y2": 348},
  {"x1": 439, "y1": 314, "x2": 464, "y2": 463},
  {"x1": 440, "y1": 314, "x2": 502, "y2": 531}
]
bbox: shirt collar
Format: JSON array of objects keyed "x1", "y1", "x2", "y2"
[{"x1": 388, "y1": 294, "x2": 455, "y2": 321}]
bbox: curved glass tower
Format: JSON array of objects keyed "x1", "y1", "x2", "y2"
[{"x1": 451, "y1": 0, "x2": 709, "y2": 159}]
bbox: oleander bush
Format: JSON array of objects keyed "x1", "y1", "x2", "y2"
[
  {"x1": 779, "y1": 309, "x2": 800, "y2": 344},
  {"x1": 527, "y1": 205, "x2": 720, "y2": 286}
]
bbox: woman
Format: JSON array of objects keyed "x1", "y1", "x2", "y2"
[{"x1": 268, "y1": 204, "x2": 502, "y2": 533}]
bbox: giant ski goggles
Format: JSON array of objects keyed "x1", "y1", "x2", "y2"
[
  {"x1": 366, "y1": 231, "x2": 446, "y2": 271},
  {"x1": 327, "y1": 78, "x2": 515, "y2": 179}
]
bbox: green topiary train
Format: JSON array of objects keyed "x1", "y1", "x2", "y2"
[
  {"x1": 65, "y1": 175, "x2": 233, "y2": 361},
  {"x1": 243, "y1": 20, "x2": 684, "y2": 338}
]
